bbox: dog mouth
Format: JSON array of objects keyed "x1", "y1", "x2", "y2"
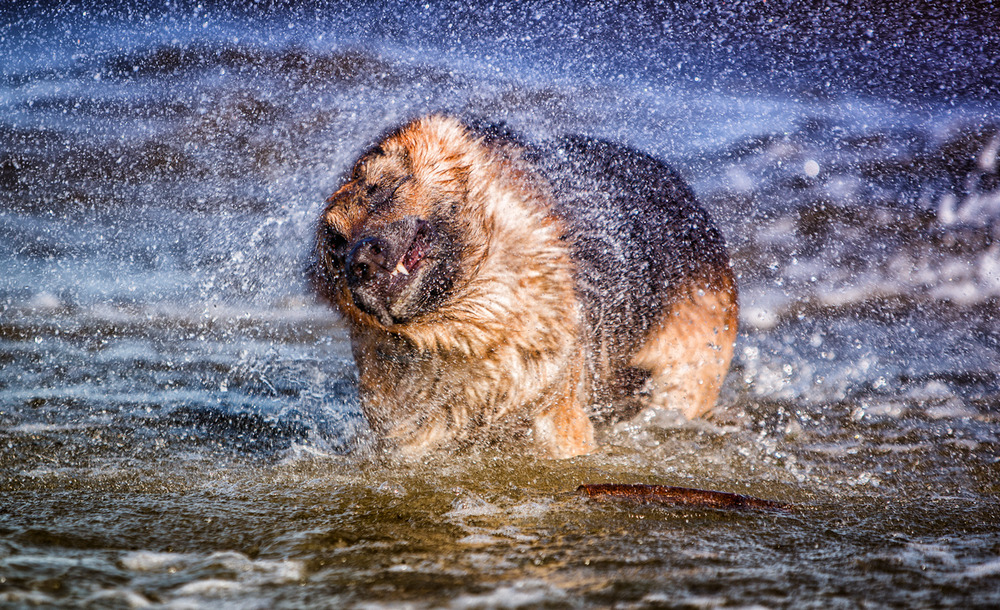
[
  {"x1": 389, "y1": 226, "x2": 431, "y2": 279},
  {"x1": 343, "y1": 217, "x2": 456, "y2": 326}
]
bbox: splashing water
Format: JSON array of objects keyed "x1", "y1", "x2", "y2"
[{"x1": 2, "y1": 3, "x2": 999, "y2": 607}]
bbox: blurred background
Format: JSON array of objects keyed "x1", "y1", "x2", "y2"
[{"x1": 1, "y1": 1, "x2": 998, "y2": 607}]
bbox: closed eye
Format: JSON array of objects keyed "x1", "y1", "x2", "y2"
[
  {"x1": 322, "y1": 225, "x2": 349, "y2": 260},
  {"x1": 366, "y1": 177, "x2": 410, "y2": 213}
]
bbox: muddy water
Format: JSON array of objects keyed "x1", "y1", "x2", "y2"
[{"x1": 2, "y1": 4, "x2": 1000, "y2": 607}]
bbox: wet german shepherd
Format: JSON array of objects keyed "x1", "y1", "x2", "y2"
[{"x1": 311, "y1": 115, "x2": 737, "y2": 458}]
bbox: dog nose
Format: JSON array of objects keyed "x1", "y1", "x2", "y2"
[{"x1": 345, "y1": 237, "x2": 388, "y2": 287}]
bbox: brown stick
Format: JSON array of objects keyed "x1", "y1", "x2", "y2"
[{"x1": 577, "y1": 483, "x2": 794, "y2": 513}]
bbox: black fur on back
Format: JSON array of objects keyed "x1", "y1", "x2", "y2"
[
  {"x1": 466, "y1": 121, "x2": 730, "y2": 385},
  {"x1": 536, "y1": 136, "x2": 730, "y2": 372}
]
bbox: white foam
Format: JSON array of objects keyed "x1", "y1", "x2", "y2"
[
  {"x1": 644, "y1": 593, "x2": 737, "y2": 609},
  {"x1": 904, "y1": 381, "x2": 954, "y2": 401},
  {"x1": 898, "y1": 542, "x2": 960, "y2": 569},
  {"x1": 965, "y1": 558, "x2": 1000, "y2": 578},
  {"x1": 0, "y1": 591, "x2": 58, "y2": 606},
  {"x1": 173, "y1": 578, "x2": 247, "y2": 597},
  {"x1": 925, "y1": 402, "x2": 977, "y2": 420},
  {"x1": 355, "y1": 601, "x2": 421, "y2": 610},
  {"x1": 120, "y1": 550, "x2": 191, "y2": 571},
  {"x1": 449, "y1": 580, "x2": 567, "y2": 609},
  {"x1": 28, "y1": 291, "x2": 62, "y2": 311},
  {"x1": 741, "y1": 305, "x2": 780, "y2": 331},
  {"x1": 456, "y1": 534, "x2": 503, "y2": 545},
  {"x1": 445, "y1": 495, "x2": 501, "y2": 519},
  {"x1": 120, "y1": 550, "x2": 304, "y2": 587},
  {"x1": 11, "y1": 422, "x2": 88, "y2": 433},
  {"x1": 954, "y1": 189, "x2": 1000, "y2": 225},
  {"x1": 82, "y1": 589, "x2": 152, "y2": 608},
  {"x1": 203, "y1": 551, "x2": 304, "y2": 585},
  {"x1": 507, "y1": 501, "x2": 551, "y2": 520},
  {"x1": 492, "y1": 525, "x2": 540, "y2": 543}
]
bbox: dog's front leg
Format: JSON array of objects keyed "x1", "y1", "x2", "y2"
[{"x1": 532, "y1": 351, "x2": 595, "y2": 458}]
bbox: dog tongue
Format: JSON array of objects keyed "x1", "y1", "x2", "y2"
[
  {"x1": 389, "y1": 239, "x2": 427, "y2": 278},
  {"x1": 402, "y1": 239, "x2": 428, "y2": 272}
]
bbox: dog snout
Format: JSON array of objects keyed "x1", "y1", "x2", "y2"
[
  {"x1": 345, "y1": 217, "x2": 424, "y2": 285},
  {"x1": 346, "y1": 236, "x2": 388, "y2": 287}
]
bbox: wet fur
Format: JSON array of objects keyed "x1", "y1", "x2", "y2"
[{"x1": 311, "y1": 115, "x2": 737, "y2": 458}]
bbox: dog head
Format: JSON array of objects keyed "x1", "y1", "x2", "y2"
[{"x1": 311, "y1": 116, "x2": 478, "y2": 329}]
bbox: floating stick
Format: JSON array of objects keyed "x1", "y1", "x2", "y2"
[{"x1": 577, "y1": 483, "x2": 794, "y2": 513}]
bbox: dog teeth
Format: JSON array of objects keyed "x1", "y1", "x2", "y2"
[{"x1": 391, "y1": 261, "x2": 410, "y2": 277}]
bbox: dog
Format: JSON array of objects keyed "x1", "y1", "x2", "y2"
[{"x1": 310, "y1": 115, "x2": 737, "y2": 458}]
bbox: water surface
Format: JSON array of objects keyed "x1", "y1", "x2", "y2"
[{"x1": 2, "y1": 3, "x2": 999, "y2": 607}]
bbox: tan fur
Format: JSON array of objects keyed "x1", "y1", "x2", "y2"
[
  {"x1": 631, "y1": 273, "x2": 739, "y2": 419},
  {"x1": 314, "y1": 115, "x2": 737, "y2": 458}
]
